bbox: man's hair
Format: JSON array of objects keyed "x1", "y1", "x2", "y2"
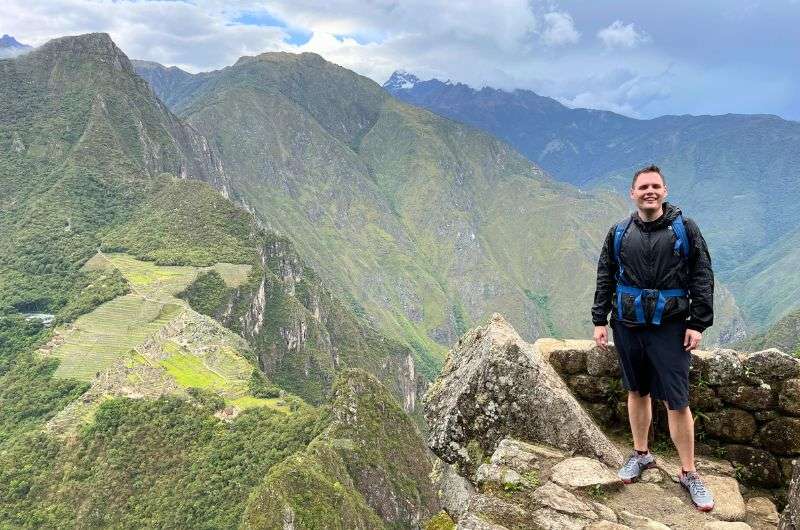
[{"x1": 631, "y1": 165, "x2": 666, "y2": 188}]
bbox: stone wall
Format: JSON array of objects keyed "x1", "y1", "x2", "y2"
[{"x1": 538, "y1": 339, "x2": 800, "y2": 490}]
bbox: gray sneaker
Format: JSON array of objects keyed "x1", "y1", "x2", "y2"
[
  {"x1": 679, "y1": 471, "x2": 714, "y2": 511},
  {"x1": 618, "y1": 452, "x2": 656, "y2": 483}
]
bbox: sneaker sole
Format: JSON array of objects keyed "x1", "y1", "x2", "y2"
[{"x1": 619, "y1": 461, "x2": 657, "y2": 484}]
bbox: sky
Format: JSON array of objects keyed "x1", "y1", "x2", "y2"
[{"x1": 3, "y1": 0, "x2": 799, "y2": 120}]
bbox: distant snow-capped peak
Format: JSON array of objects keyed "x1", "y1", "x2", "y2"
[{"x1": 383, "y1": 70, "x2": 421, "y2": 92}]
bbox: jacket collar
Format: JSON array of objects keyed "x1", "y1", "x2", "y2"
[{"x1": 631, "y1": 201, "x2": 681, "y2": 230}]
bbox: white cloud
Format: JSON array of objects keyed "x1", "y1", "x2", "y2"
[
  {"x1": 597, "y1": 20, "x2": 650, "y2": 49},
  {"x1": 540, "y1": 12, "x2": 580, "y2": 46}
]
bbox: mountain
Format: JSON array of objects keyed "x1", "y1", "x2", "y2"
[
  {"x1": 384, "y1": 72, "x2": 800, "y2": 331},
  {"x1": 0, "y1": 34, "x2": 32, "y2": 58},
  {"x1": 0, "y1": 34, "x2": 434, "y2": 527}
]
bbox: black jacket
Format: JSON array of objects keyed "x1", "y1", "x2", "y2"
[{"x1": 591, "y1": 202, "x2": 714, "y2": 332}]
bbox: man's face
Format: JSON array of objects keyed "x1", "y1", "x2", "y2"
[{"x1": 630, "y1": 171, "x2": 667, "y2": 213}]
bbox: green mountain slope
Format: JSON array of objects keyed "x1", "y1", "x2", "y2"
[
  {"x1": 136, "y1": 54, "x2": 742, "y2": 349},
  {"x1": 733, "y1": 307, "x2": 800, "y2": 356}
]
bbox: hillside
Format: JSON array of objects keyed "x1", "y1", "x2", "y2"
[
  {"x1": 0, "y1": 34, "x2": 434, "y2": 527},
  {"x1": 385, "y1": 72, "x2": 800, "y2": 330},
  {"x1": 134, "y1": 55, "x2": 743, "y2": 351}
]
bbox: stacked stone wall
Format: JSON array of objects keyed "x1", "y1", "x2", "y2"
[{"x1": 539, "y1": 339, "x2": 800, "y2": 490}]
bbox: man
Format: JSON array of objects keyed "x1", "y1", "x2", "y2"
[{"x1": 592, "y1": 165, "x2": 715, "y2": 511}]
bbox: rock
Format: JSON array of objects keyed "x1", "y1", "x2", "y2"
[
  {"x1": 758, "y1": 417, "x2": 800, "y2": 455},
  {"x1": 424, "y1": 315, "x2": 623, "y2": 473},
  {"x1": 704, "y1": 409, "x2": 757, "y2": 443},
  {"x1": 779, "y1": 458, "x2": 796, "y2": 483},
  {"x1": 694, "y1": 349, "x2": 743, "y2": 386},
  {"x1": 640, "y1": 468, "x2": 663, "y2": 483},
  {"x1": 779, "y1": 379, "x2": 800, "y2": 416},
  {"x1": 532, "y1": 481, "x2": 598, "y2": 520},
  {"x1": 550, "y1": 456, "x2": 621, "y2": 490},
  {"x1": 456, "y1": 513, "x2": 510, "y2": 530},
  {"x1": 489, "y1": 439, "x2": 565, "y2": 472},
  {"x1": 755, "y1": 410, "x2": 780, "y2": 423},
  {"x1": 464, "y1": 493, "x2": 527, "y2": 528},
  {"x1": 703, "y1": 523, "x2": 752, "y2": 530},
  {"x1": 724, "y1": 445, "x2": 782, "y2": 488},
  {"x1": 618, "y1": 510, "x2": 671, "y2": 529},
  {"x1": 586, "y1": 402, "x2": 616, "y2": 426},
  {"x1": 742, "y1": 349, "x2": 800, "y2": 384},
  {"x1": 591, "y1": 502, "x2": 619, "y2": 523},
  {"x1": 780, "y1": 460, "x2": 799, "y2": 530},
  {"x1": 547, "y1": 344, "x2": 588, "y2": 375},
  {"x1": 691, "y1": 384, "x2": 723, "y2": 411},
  {"x1": 745, "y1": 496, "x2": 779, "y2": 528},
  {"x1": 570, "y1": 374, "x2": 613, "y2": 401},
  {"x1": 718, "y1": 385, "x2": 775, "y2": 411},
  {"x1": 475, "y1": 463, "x2": 523, "y2": 489},
  {"x1": 704, "y1": 475, "x2": 746, "y2": 522},
  {"x1": 586, "y1": 346, "x2": 621, "y2": 377},
  {"x1": 531, "y1": 507, "x2": 594, "y2": 530},
  {"x1": 695, "y1": 457, "x2": 736, "y2": 478},
  {"x1": 587, "y1": 523, "x2": 632, "y2": 530},
  {"x1": 430, "y1": 458, "x2": 474, "y2": 521}
]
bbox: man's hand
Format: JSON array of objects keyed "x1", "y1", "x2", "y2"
[
  {"x1": 684, "y1": 329, "x2": 702, "y2": 351},
  {"x1": 594, "y1": 325, "x2": 609, "y2": 351}
]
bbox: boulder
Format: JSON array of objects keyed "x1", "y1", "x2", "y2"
[
  {"x1": 758, "y1": 417, "x2": 800, "y2": 455},
  {"x1": 463, "y1": 493, "x2": 527, "y2": 528},
  {"x1": 691, "y1": 384, "x2": 723, "y2": 411},
  {"x1": 618, "y1": 510, "x2": 671, "y2": 529},
  {"x1": 457, "y1": 513, "x2": 510, "y2": 530},
  {"x1": 424, "y1": 314, "x2": 623, "y2": 473},
  {"x1": 724, "y1": 445, "x2": 782, "y2": 488},
  {"x1": 475, "y1": 464, "x2": 523, "y2": 488},
  {"x1": 531, "y1": 507, "x2": 595, "y2": 530},
  {"x1": 704, "y1": 409, "x2": 757, "y2": 443},
  {"x1": 489, "y1": 439, "x2": 565, "y2": 472},
  {"x1": 586, "y1": 346, "x2": 621, "y2": 377},
  {"x1": 745, "y1": 496, "x2": 779, "y2": 529},
  {"x1": 547, "y1": 344, "x2": 588, "y2": 375},
  {"x1": 779, "y1": 460, "x2": 799, "y2": 530},
  {"x1": 569, "y1": 374, "x2": 613, "y2": 401},
  {"x1": 704, "y1": 475, "x2": 747, "y2": 522},
  {"x1": 531, "y1": 481, "x2": 598, "y2": 520},
  {"x1": 742, "y1": 349, "x2": 800, "y2": 384},
  {"x1": 694, "y1": 349, "x2": 743, "y2": 386},
  {"x1": 430, "y1": 458, "x2": 474, "y2": 521},
  {"x1": 717, "y1": 385, "x2": 775, "y2": 411},
  {"x1": 550, "y1": 457, "x2": 621, "y2": 491},
  {"x1": 779, "y1": 379, "x2": 800, "y2": 416}
]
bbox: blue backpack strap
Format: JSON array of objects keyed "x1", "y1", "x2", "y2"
[
  {"x1": 671, "y1": 214, "x2": 691, "y2": 259},
  {"x1": 613, "y1": 217, "x2": 633, "y2": 282}
]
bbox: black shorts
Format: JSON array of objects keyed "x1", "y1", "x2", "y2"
[{"x1": 610, "y1": 319, "x2": 690, "y2": 410}]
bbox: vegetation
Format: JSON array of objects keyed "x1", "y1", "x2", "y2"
[{"x1": 179, "y1": 269, "x2": 230, "y2": 316}]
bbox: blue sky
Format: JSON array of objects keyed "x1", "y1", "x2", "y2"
[{"x1": 3, "y1": 0, "x2": 799, "y2": 120}]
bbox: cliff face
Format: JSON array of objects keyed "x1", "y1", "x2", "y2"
[{"x1": 218, "y1": 233, "x2": 427, "y2": 414}]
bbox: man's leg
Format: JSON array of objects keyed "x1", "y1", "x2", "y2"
[
  {"x1": 628, "y1": 391, "x2": 652, "y2": 451},
  {"x1": 667, "y1": 404, "x2": 696, "y2": 472}
]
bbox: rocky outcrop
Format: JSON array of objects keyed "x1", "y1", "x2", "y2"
[
  {"x1": 781, "y1": 460, "x2": 800, "y2": 529},
  {"x1": 543, "y1": 339, "x2": 800, "y2": 489},
  {"x1": 424, "y1": 314, "x2": 623, "y2": 475}
]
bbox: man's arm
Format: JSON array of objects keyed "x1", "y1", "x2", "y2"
[
  {"x1": 685, "y1": 218, "x2": 714, "y2": 332},
  {"x1": 592, "y1": 226, "x2": 618, "y2": 326}
]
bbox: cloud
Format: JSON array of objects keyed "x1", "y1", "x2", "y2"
[
  {"x1": 540, "y1": 12, "x2": 580, "y2": 46},
  {"x1": 597, "y1": 20, "x2": 650, "y2": 49}
]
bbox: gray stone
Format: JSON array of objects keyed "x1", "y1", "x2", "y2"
[
  {"x1": 591, "y1": 502, "x2": 619, "y2": 523},
  {"x1": 695, "y1": 349, "x2": 743, "y2": 386},
  {"x1": 489, "y1": 438, "x2": 565, "y2": 473},
  {"x1": 718, "y1": 384, "x2": 775, "y2": 411},
  {"x1": 745, "y1": 496, "x2": 779, "y2": 528},
  {"x1": 640, "y1": 468, "x2": 663, "y2": 483},
  {"x1": 475, "y1": 463, "x2": 523, "y2": 488},
  {"x1": 531, "y1": 507, "x2": 594, "y2": 530},
  {"x1": 779, "y1": 379, "x2": 800, "y2": 416},
  {"x1": 759, "y1": 417, "x2": 800, "y2": 455},
  {"x1": 464, "y1": 493, "x2": 527, "y2": 528},
  {"x1": 704, "y1": 409, "x2": 757, "y2": 443},
  {"x1": 430, "y1": 458, "x2": 474, "y2": 521},
  {"x1": 779, "y1": 459, "x2": 799, "y2": 530},
  {"x1": 695, "y1": 457, "x2": 736, "y2": 478},
  {"x1": 586, "y1": 523, "x2": 632, "y2": 530},
  {"x1": 691, "y1": 384, "x2": 723, "y2": 411},
  {"x1": 587, "y1": 347, "x2": 621, "y2": 377},
  {"x1": 532, "y1": 481, "x2": 598, "y2": 520},
  {"x1": 703, "y1": 523, "x2": 751, "y2": 530},
  {"x1": 550, "y1": 456, "x2": 621, "y2": 490},
  {"x1": 424, "y1": 314, "x2": 623, "y2": 473},
  {"x1": 742, "y1": 349, "x2": 800, "y2": 384},
  {"x1": 618, "y1": 510, "x2": 671, "y2": 529},
  {"x1": 704, "y1": 475, "x2": 746, "y2": 522},
  {"x1": 724, "y1": 445, "x2": 782, "y2": 488},
  {"x1": 570, "y1": 374, "x2": 613, "y2": 401},
  {"x1": 549, "y1": 346, "x2": 587, "y2": 375}
]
